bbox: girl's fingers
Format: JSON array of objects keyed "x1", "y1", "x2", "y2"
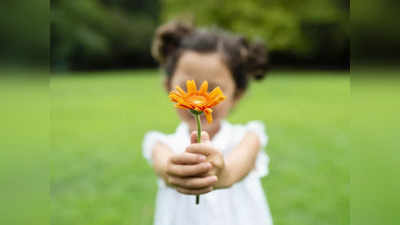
[
  {"x1": 190, "y1": 131, "x2": 197, "y2": 144},
  {"x1": 170, "y1": 152, "x2": 207, "y2": 165},
  {"x1": 200, "y1": 131, "x2": 210, "y2": 143},
  {"x1": 168, "y1": 175, "x2": 218, "y2": 189},
  {"x1": 186, "y1": 143, "x2": 216, "y2": 156},
  {"x1": 167, "y1": 162, "x2": 212, "y2": 177},
  {"x1": 190, "y1": 130, "x2": 210, "y2": 144},
  {"x1": 176, "y1": 186, "x2": 214, "y2": 195}
]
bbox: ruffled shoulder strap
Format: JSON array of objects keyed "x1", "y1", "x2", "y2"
[
  {"x1": 244, "y1": 121, "x2": 270, "y2": 179},
  {"x1": 142, "y1": 131, "x2": 169, "y2": 165},
  {"x1": 245, "y1": 121, "x2": 269, "y2": 148}
]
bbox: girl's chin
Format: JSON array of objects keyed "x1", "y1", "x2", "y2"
[
  {"x1": 180, "y1": 114, "x2": 221, "y2": 132},
  {"x1": 192, "y1": 119, "x2": 220, "y2": 130}
]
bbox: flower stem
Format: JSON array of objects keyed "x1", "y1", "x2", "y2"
[
  {"x1": 194, "y1": 113, "x2": 201, "y2": 205},
  {"x1": 195, "y1": 113, "x2": 201, "y2": 143}
]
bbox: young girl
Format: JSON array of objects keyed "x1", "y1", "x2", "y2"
[{"x1": 143, "y1": 21, "x2": 272, "y2": 225}]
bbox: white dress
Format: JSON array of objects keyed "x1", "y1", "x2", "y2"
[{"x1": 142, "y1": 120, "x2": 273, "y2": 225}]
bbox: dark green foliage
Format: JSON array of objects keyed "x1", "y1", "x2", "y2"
[
  {"x1": 162, "y1": 0, "x2": 349, "y2": 68},
  {"x1": 51, "y1": 0, "x2": 349, "y2": 71},
  {"x1": 51, "y1": 0, "x2": 161, "y2": 71}
]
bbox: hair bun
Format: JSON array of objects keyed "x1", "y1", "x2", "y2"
[
  {"x1": 151, "y1": 21, "x2": 193, "y2": 64},
  {"x1": 244, "y1": 41, "x2": 269, "y2": 81}
]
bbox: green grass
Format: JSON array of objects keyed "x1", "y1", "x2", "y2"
[{"x1": 49, "y1": 70, "x2": 349, "y2": 225}]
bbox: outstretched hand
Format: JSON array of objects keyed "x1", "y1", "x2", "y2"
[
  {"x1": 163, "y1": 131, "x2": 217, "y2": 195},
  {"x1": 186, "y1": 131, "x2": 228, "y2": 189},
  {"x1": 164, "y1": 130, "x2": 228, "y2": 195}
]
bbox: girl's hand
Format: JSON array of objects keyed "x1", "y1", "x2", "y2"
[
  {"x1": 164, "y1": 151, "x2": 218, "y2": 195},
  {"x1": 186, "y1": 131, "x2": 231, "y2": 189}
]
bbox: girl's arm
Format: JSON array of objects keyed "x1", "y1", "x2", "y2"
[
  {"x1": 151, "y1": 142, "x2": 174, "y2": 182},
  {"x1": 186, "y1": 131, "x2": 261, "y2": 189},
  {"x1": 220, "y1": 131, "x2": 261, "y2": 188}
]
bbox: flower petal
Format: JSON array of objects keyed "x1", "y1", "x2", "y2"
[
  {"x1": 176, "y1": 86, "x2": 187, "y2": 96},
  {"x1": 175, "y1": 103, "x2": 190, "y2": 110},
  {"x1": 207, "y1": 95, "x2": 226, "y2": 108},
  {"x1": 199, "y1": 81, "x2": 208, "y2": 95},
  {"x1": 186, "y1": 80, "x2": 197, "y2": 94},
  {"x1": 177, "y1": 99, "x2": 193, "y2": 109},
  {"x1": 204, "y1": 108, "x2": 213, "y2": 123},
  {"x1": 208, "y1": 87, "x2": 223, "y2": 100},
  {"x1": 169, "y1": 81, "x2": 226, "y2": 117},
  {"x1": 168, "y1": 92, "x2": 182, "y2": 103}
]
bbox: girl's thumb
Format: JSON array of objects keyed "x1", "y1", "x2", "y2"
[
  {"x1": 200, "y1": 131, "x2": 210, "y2": 143},
  {"x1": 190, "y1": 131, "x2": 198, "y2": 144},
  {"x1": 190, "y1": 130, "x2": 211, "y2": 144}
]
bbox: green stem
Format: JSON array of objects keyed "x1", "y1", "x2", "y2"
[
  {"x1": 195, "y1": 113, "x2": 201, "y2": 143},
  {"x1": 194, "y1": 113, "x2": 201, "y2": 205}
]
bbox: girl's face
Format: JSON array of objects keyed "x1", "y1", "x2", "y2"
[{"x1": 168, "y1": 51, "x2": 240, "y2": 135}]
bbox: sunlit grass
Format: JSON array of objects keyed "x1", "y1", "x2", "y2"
[{"x1": 50, "y1": 70, "x2": 349, "y2": 225}]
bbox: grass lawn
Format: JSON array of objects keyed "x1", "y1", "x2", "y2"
[{"x1": 50, "y1": 70, "x2": 349, "y2": 225}]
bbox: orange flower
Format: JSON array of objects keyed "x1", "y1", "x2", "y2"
[{"x1": 168, "y1": 80, "x2": 226, "y2": 123}]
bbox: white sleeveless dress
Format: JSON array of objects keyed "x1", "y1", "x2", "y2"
[{"x1": 142, "y1": 120, "x2": 273, "y2": 225}]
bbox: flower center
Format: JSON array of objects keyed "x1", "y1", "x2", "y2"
[{"x1": 187, "y1": 95, "x2": 207, "y2": 105}]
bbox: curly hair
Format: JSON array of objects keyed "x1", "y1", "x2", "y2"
[{"x1": 152, "y1": 21, "x2": 270, "y2": 95}]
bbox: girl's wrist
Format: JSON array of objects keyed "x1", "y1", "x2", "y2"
[
  {"x1": 214, "y1": 161, "x2": 233, "y2": 189},
  {"x1": 155, "y1": 153, "x2": 172, "y2": 184}
]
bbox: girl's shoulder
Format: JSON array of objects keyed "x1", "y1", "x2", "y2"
[
  {"x1": 225, "y1": 120, "x2": 270, "y2": 179},
  {"x1": 142, "y1": 130, "x2": 169, "y2": 165},
  {"x1": 143, "y1": 122, "x2": 188, "y2": 143},
  {"x1": 142, "y1": 123, "x2": 190, "y2": 164},
  {"x1": 226, "y1": 120, "x2": 268, "y2": 148}
]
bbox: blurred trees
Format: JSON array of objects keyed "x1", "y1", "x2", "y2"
[
  {"x1": 51, "y1": 0, "x2": 348, "y2": 71},
  {"x1": 0, "y1": 0, "x2": 48, "y2": 67},
  {"x1": 51, "y1": 0, "x2": 160, "y2": 71},
  {"x1": 162, "y1": 0, "x2": 349, "y2": 69},
  {"x1": 352, "y1": 0, "x2": 400, "y2": 62}
]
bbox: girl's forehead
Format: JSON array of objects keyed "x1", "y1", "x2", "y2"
[{"x1": 172, "y1": 51, "x2": 235, "y2": 91}]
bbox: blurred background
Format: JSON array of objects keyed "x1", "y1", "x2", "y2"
[
  {"x1": 50, "y1": 0, "x2": 349, "y2": 72},
  {"x1": 48, "y1": 1, "x2": 350, "y2": 225},
  {"x1": 3, "y1": 1, "x2": 400, "y2": 225}
]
